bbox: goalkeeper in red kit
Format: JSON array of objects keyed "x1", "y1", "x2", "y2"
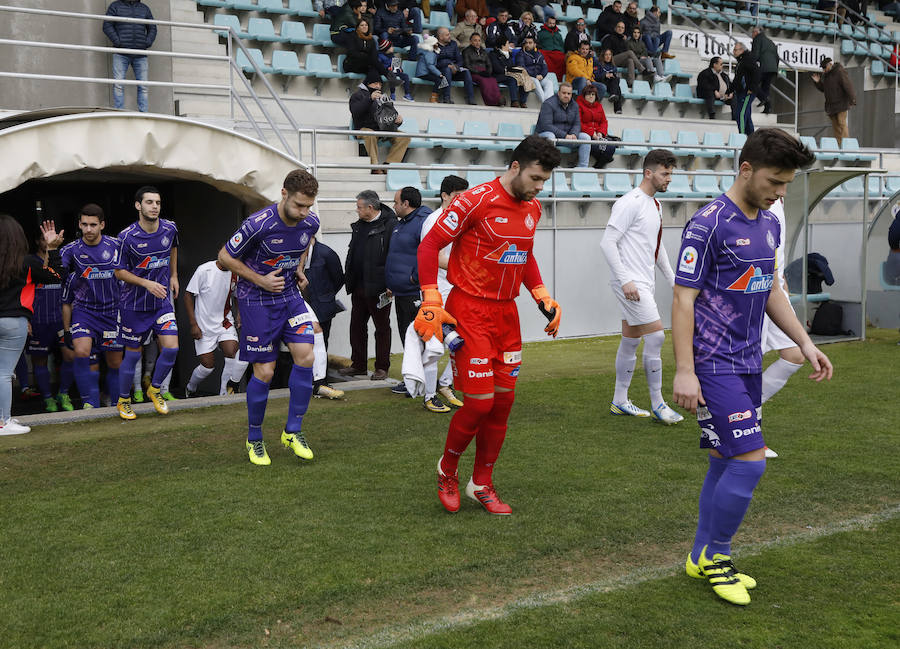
[{"x1": 415, "y1": 135, "x2": 563, "y2": 515}]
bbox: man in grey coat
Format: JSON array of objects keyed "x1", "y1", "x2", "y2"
[
  {"x1": 535, "y1": 82, "x2": 591, "y2": 168},
  {"x1": 751, "y1": 27, "x2": 778, "y2": 114}
]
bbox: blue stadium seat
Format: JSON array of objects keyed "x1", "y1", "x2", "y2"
[
  {"x1": 214, "y1": 14, "x2": 248, "y2": 38},
  {"x1": 386, "y1": 168, "x2": 424, "y2": 191},
  {"x1": 867, "y1": 175, "x2": 885, "y2": 197},
  {"x1": 426, "y1": 119, "x2": 466, "y2": 148},
  {"x1": 676, "y1": 130, "x2": 709, "y2": 157},
  {"x1": 422, "y1": 11, "x2": 451, "y2": 30},
  {"x1": 426, "y1": 165, "x2": 456, "y2": 193},
  {"x1": 561, "y1": 5, "x2": 585, "y2": 22},
  {"x1": 311, "y1": 23, "x2": 335, "y2": 47},
  {"x1": 835, "y1": 177, "x2": 864, "y2": 197},
  {"x1": 396, "y1": 117, "x2": 429, "y2": 148},
  {"x1": 467, "y1": 169, "x2": 497, "y2": 186},
  {"x1": 664, "y1": 59, "x2": 691, "y2": 80},
  {"x1": 236, "y1": 48, "x2": 273, "y2": 73},
  {"x1": 496, "y1": 122, "x2": 525, "y2": 150},
  {"x1": 272, "y1": 50, "x2": 309, "y2": 75},
  {"x1": 402, "y1": 59, "x2": 433, "y2": 85},
  {"x1": 623, "y1": 80, "x2": 653, "y2": 100},
  {"x1": 571, "y1": 169, "x2": 602, "y2": 196},
  {"x1": 886, "y1": 175, "x2": 900, "y2": 194},
  {"x1": 819, "y1": 137, "x2": 853, "y2": 161},
  {"x1": 727, "y1": 132, "x2": 747, "y2": 156},
  {"x1": 305, "y1": 52, "x2": 342, "y2": 78},
  {"x1": 247, "y1": 18, "x2": 284, "y2": 42},
  {"x1": 462, "y1": 121, "x2": 498, "y2": 149},
  {"x1": 288, "y1": 0, "x2": 320, "y2": 17},
  {"x1": 799, "y1": 135, "x2": 820, "y2": 157},
  {"x1": 674, "y1": 83, "x2": 704, "y2": 104},
  {"x1": 693, "y1": 174, "x2": 721, "y2": 197},
  {"x1": 258, "y1": 0, "x2": 294, "y2": 14},
  {"x1": 586, "y1": 7, "x2": 602, "y2": 25},
  {"x1": 702, "y1": 132, "x2": 729, "y2": 158},
  {"x1": 720, "y1": 174, "x2": 734, "y2": 191},
  {"x1": 281, "y1": 21, "x2": 315, "y2": 44},
  {"x1": 649, "y1": 129, "x2": 674, "y2": 148},
  {"x1": 547, "y1": 171, "x2": 579, "y2": 198},
  {"x1": 652, "y1": 83, "x2": 674, "y2": 102},
  {"x1": 840, "y1": 138, "x2": 877, "y2": 162},
  {"x1": 335, "y1": 54, "x2": 364, "y2": 79},
  {"x1": 602, "y1": 171, "x2": 633, "y2": 197},
  {"x1": 197, "y1": 0, "x2": 231, "y2": 7},
  {"x1": 666, "y1": 174, "x2": 702, "y2": 198},
  {"x1": 231, "y1": 1, "x2": 259, "y2": 10},
  {"x1": 617, "y1": 128, "x2": 648, "y2": 156}
]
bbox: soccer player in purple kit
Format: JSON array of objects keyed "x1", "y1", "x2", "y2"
[
  {"x1": 115, "y1": 187, "x2": 179, "y2": 420},
  {"x1": 60, "y1": 204, "x2": 123, "y2": 410},
  {"x1": 218, "y1": 170, "x2": 320, "y2": 466},
  {"x1": 672, "y1": 128, "x2": 833, "y2": 606}
]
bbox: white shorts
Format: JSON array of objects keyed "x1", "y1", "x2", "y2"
[
  {"x1": 761, "y1": 314, "x2": 796, "y2": 353},
  {"x1": 194, "y1": 326, "x2": 239, "y2": 355},
  {"x1": 611, "y1": 282, "x2": 661, "y2": 326}
]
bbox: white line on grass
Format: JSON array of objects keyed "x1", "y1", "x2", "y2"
[{"x1": 327, "y1": 504, "x2": 900, "y2": 649}]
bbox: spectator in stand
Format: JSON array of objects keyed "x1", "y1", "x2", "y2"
[
  {"x1": 516, "y1": 35, "x2": 555, "y2": 103},
  {"x1": 530, "y1": 0, "x2": 555, "y2": 22},
  {"x1": 628, "y1": 26, "x2": 666, "y2": 83},
  {"x1": 331, "y1": 0, "x2": 367, "y2": 48},
  {"x1": 816, "y1": 0, "x2": 846, "y2": 24},
  {"x1": 343, "y1": 18, "x2": 398, "y2": 96},
  {"x1": 377, "y1": 39, "x2": 414, "y2": 101},
  {"x1": 538, "y1": 14, "x2": 566, "y2": 80},
  {"x1": 696, "y1": 56, "x2": 733, "y2": 119},
  {"x1": 455, "y1": 0, "x2": 489, "y2": 22},
  {"x1": 435, "y1": 26, "x2": 477, "y2": 104},
  {"x1": 349, "y1": 70, "x2": 410, "y2": 173},
  {"x1": 811, "y1": 57, "x2": 857, "y2": 145},
  {"x1": 517, "y1": 11, "x2": 539, "y2": 46},
  {"x1": 315, "y1": 0, "x2": 347, "y2": 20},
  {"x1": 489, "y1": 36, "x2": 530, "y2": 107},
  {"x1": 486, "y1": 9, "x2": 520, "y2": 48},
  {"x1": 640, "y1": 5, "x2": 674, "y2": 60},
  {"x1": 606, "y1": 20, "x2": 646, "y2": 87},
  {"x1": 375, "y1": 0, "x2": 418, "y2": 52},
  {"x1": 416, "y1": 32, "x2": 451, "y2": 101},
  {"x1": 566, "y1": 41, "x2": 607, "y2": 98},
  {"x1": 536, "y1": 82, "x2": 592, "y2": 168},
  {"x1": 622, "y1": 1, "x2": 640, "y2": 34},
  {"x1": 751, "y1": 27, "x2": 778, "y2": 114},
  {"x1": 731, "y1": 41, "x2": 759, "y2": 135},
  {"x1": 394, "y1": 0, "x2": 423, "y2": 34},
  {"x1": 576, "y1": 85, "x2": 617, "y2": 168},
  {"x1": 451, "y1": 9, "x2": 486, "y2": 48},
  {"x1": 596, "y1": 47, "x2": 624, "y2": 113},
  {"x1": 339, "y1": 191, "x2": 397, "y2": 381},
  {"x1": 596, "y1": 0, "x2": 624, "y2": 43},
  {"x1": 564, "y1": 17, "x2": 592, "y2": 54},
  {"x1": 463, "y1": 32, "x2": 504, "y2": 105},
  {"x1": 103, "y1": 0, "x2": 156, "y2": 113}
]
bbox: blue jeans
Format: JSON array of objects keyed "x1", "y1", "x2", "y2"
[
  {"x1": 571, "y1": 76, "x2": 607, "y2": 99},
  {"x1": 112, "y1": 53, "x2": 149, "y2": 112},
  {"x1": 438, "y1": 65, "x2": 474, "y2": 101},
  {"x1": 539, "y1": 130, "x2": 591, "y2": 167},
  {"x1": 0, "y1": 317, "x2": 28, "y2": 423},
  {"x1": 642, "y1": 30, "x2": 672, "y2": 56},
  {"x1": 408, "y1": 7, "x2": 423, "y2": 33},
  {"x1": 732, "y1": 92, "x2": 755, "y2": 135}
]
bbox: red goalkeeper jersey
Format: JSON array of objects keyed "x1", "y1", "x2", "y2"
[{"x1": 418, "y1": 178, "x2": 544, "y2": 301}]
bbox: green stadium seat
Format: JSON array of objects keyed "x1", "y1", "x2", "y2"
[
  {"x1": 617, "y1": 128, "x2": 648, "y2": 156},
  {"x1": 281, "y1": 21, "x2": 315, "y2": 45},
  {"x1": 288, "y1": 0, "x2": 320, "y2": 17},
  {"x1": 835, "y1": 177, "x2": 864, "y2": 197},
  {"x1": 272, "y1": 50, "x2": 309, "y2": 75},
  {"x1": 402, "y1": 59, "x2": 432, "y2": 85},
  {"x1": 236, "y1": 48, "x2": 273, "y2": 73},
  {"x1": 197, "y1": 0, "x2": 231, "y2": 7},
  {"x1": 867, "y1": 175, "x2": 885, "y2": 196},
  {"x1": 311, "y1": 23, "x2": 335, "y2": 47},
  {"x1": 664, "y1": 59, "x2": 691, "y2": 80},
  {"x1": 247, "y1": 18, "x2": 284, "y2": 42},
  {"x1": 649, "y1": 128, "x2": 674, "y2": 148},
  {"x1": 586, "y1": 7, "x2": 602, "y2": 25},
  {"x1": 386, "y1": 168, "x2": 424, "y2": 191},
  {"x1": 886, "y1": 176, "x2": 900, "y2": 194},
  {"x1": 305, "y1": 52, "x2": 342, "y2": 78},
  {"x1": 727, "y1": 132, "x2": 747, "y2": 154}
]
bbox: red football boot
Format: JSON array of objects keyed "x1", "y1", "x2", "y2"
[
  {"x1": 465, "y1": 479, "x2": 512, "y2": 515},
  {"x1": 437, "y1": 457, "x2": 460, "y2": 513}
]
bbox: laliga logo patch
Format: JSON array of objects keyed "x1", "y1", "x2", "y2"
[
  {"x1": 524, "y1": 214, "x2": 535, "y2": 230},
  {"x1": 736, "y1": 238, "x2": 751, "y2": 246},
  {"x1": 727, "y1": 266, "x2": 774, "y2": 294},
  {"x1": 231, "y1": 232, "x2": 243, "y2": 246},
  {"x1": 728, "y1": 410, "x2": 752, "y2": 423},
  {"x1": 288, "y1": 313, "x2": 312, "y2": 327},
  {"x1": 442, "y1": 211, "x2": 459, "y2": 231},
  {"x1": 766, "y1": 230, "x2": 776, "y2": 250},
  {"x1": 502, "y1": 350, "x2": 522, "y2": 364},
  {"x1": 699, "y1": 202, "x2": 720, "y2": 218},
  {"x1": 679, "y1": 246, "x2": 698, "y2": 274},
  {"x1": 156, "y1": 313, "x2": 176, "y2": 325}
]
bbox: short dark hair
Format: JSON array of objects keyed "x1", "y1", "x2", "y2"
[
  {"x1": 79, "y1": 203, "x2": 105, "y2": 222},
  {"x1": 649, "y1": 5, "x2": 660, "y2": 13},
  {"x1": 399, "y1": 186, "x2": 422, "y2": 208},
  {"x1": 738, "y1": 128, "x2": 815, "y2": 170},
  {"x1": 643, "y1": 149, "x2": 677, "y2": 171},
  {"x1": 348, "y1": 0, "x2": 363, "y2": 9},
  {"x1": 134, "y1": 185, "x2": 159, "y2": 203},
  {"x1": 283, "y1": 169, "x2": 319, "y2": 197},
  {"x1": 494, "y1": 35, "x2": 509, "y2": 48},
  {"x1": 511, "y1": 134, "x2": 562, "y2": 172},
  {"x1": 356, "y1": 189, "x2": 380, "y2": 210},
  {"x1": 820, "y1": 56, "x2": 832, "y2": 69},
  {"x1": 709, "y1": 56, "x2": 721, "y2": 67},
  {"x1": 440, "y1": 174, "x2": 468, "y2": 196}
]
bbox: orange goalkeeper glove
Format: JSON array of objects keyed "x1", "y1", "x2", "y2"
[
  {"x1": 531, "y1": 284, "x2": 561, "y2": 338},
  {"x1": 414, "y1": 285, "x2": 457, "y2": 342}
]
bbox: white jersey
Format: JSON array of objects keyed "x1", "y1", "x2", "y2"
[
  {"x1": 600, "y1": 187, "x2": 674, "y2": 289},
  {"x1": 769, "y1": 197, "x2": 787, "y2": 289},
  {"x1": 421, "y1": 209, "x2": 453, "y2": 299},
  {"x1": 185, "y1": 261, "x2": 235, "y2": 334}
]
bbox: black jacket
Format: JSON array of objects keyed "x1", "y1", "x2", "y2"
[
  {"x1": 103, "y1": 0, "x2": 156, "y2": 50},
  {"x1": 733, "y1": 50, "x2": 760, "y2": 95},
  {"x1": 697, "y1": 67, "x2": 732, "y2": 98},
  {"x1": 0, "y1": 250, "x2": 64, "y2": 320},
  {"x1": 304, "y1": 241, "x2": 344, "y2": 323},
  {"x1": 349, "y1": 84, "x2": 379, "y2": 130},
  {"x1": 344, "y1": 208, "x2": 397, "y2": 297},
  {"x1": 564, "y1": 27, "x2": 591, "y2": 53}
]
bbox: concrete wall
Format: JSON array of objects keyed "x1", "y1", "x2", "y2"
[{"x1": 0, "y1": 0, "x2": 173, "y2": 113}]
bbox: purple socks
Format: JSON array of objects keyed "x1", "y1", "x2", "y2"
[
  {"x1": 151, "y1": 346, "x2": 178, "y2": 389},
  {"x1": 246, "y1": 376, "x2": 270, "y2": 442},
  {"x1": 285, "y1": 364, "x2": 313, "y2": 434},
  {"x1": 119, "y1": 349, "x2": 142, "y2": 399}
]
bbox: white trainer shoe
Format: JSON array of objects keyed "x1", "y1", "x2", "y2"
[
  {"x1": 0, "y1": 418, "x2": 31, "y2": 435},
  {"x1": 610, "y1": 400, "x2": 651, "y2": 417},
  {"x1": 652, "y1": 403, "x2": 685, "y2": 425}
]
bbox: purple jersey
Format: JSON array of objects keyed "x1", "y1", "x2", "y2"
[
  {"x1": 32, "y1": 281, "x2": 63, "y2": 326},
  {"x1": 225, "y1": 204, "x2": 320, "y2": 307},
  {"x1": 675, "y1": 194, "x2": 781, "y2": 375},
  {"x1": 116, "y1": 218, "x2": 179, "y2": 312},
  {"x1": 60, "y1": 235, "x2": 121, "y2": 317}
]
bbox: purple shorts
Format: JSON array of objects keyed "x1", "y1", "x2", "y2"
[
  {"x1": 239, "y1": 295, "x2": 314, "y2": 363},
  {"x1": 118, "y1": 306, "x2": 178, "y2": 348},
  {"x1": 696, "y1": 373, "x2": 765, "y2": 458},
  {"x1": 71, "y1": 308, "x2": 122, "y2": 351},
  {"x1": 27, "y1": 321, "x2": 64, "y2": 355}
]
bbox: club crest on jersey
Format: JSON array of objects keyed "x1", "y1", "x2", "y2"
[
  {"x1": 679, "y1": 246, "x2": 698, "y2": 274},
  {"x1": 262, "y1": 254, "x2": 299, "y2": 269},
  {"x1": 442, "y1": 211, "x2": 459, "y2": 231},
  {"x1": 137, "y1": 256, "x2": 169, "y2": 270},
  {"x1": 102, "y1": 250, "x2": 111, "y2": 260},
  {"x1": 485, "y1": 243, "x2": 528, "y2": 265},
  {"x1": 161, "y1": 236, "x2": 170, "y2": 247},
  {"x1": 766, "y1": 230, "x2": 776, "y2": 250},
  {"x1": 231, "y1": 232, "x2": 243, "y2": 246},
  {"x1": 300, "y1": 233, "x2": 309, "y2": 247},
  {"x1": 524, "y1": 214, "x2": 535, "y2": 230},
  {"x1": 727, "y1": 266, "x2": 774, "y2": 294}
]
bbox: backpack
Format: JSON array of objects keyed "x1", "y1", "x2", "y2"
[
  {"x1": 809, "y1": 301, "x2": 849, "y2": 336},
  {"x1": 374, "y1": 96, "x2": 399, "y2": 131}
]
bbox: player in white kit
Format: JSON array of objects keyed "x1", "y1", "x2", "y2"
[
  {"x1": 758, "y1": 197, "x2": 804, "y2": 458},
  {"x1": 600, "y1": 149, "x2": 684, "y2": 425}
]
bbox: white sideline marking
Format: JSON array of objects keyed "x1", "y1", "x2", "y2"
[{"x1": 326, "y1": 505, "x2": 900, "y2": 649}]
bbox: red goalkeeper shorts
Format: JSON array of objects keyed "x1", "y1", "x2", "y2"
[{"x1": 446, "y1": 288, "x2": 522, "y2": 395}]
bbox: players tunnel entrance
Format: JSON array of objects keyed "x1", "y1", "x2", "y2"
[{"x1": 0, "y1": 111, "x2": 309, "y2": 406}]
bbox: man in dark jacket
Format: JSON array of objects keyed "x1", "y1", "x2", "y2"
[
  {"x1": 331, "y1": 0, "x2": 366, "y2": 48},
  {"x1": 103, "y1": 0, "x2": 156, "y2": 112},
  {"x1": 435, "y1": 27, "x2": 476, "y2": 104},
  {"x1": 751, "y1": 27, "x2": 778, "y2": 113},
  {"x1": 536, "y1": 82, "x2": 591, "y2": 167},
  {"x1": 731, "y1": 42, "x2": 759, "y2": 135},
  {"x1": 375, "y1": 0, "x2": 417, "y2": 51},
  {"x1": 385, "y1": 187, "x2": 431, "y2": 343},
  {"x1": 485, "y1": 8, "x2": 520, "y2": 48},
  {"x1": 696, "y1": 56, "x2": 733, "y2": 119},
  {"x1": 300, "y1": 234, "x2": 345, "y2": 399},
  {"x1": 340, "y1": 190, "x2": 397, "y2": 380},
  {"x1": 812, "y1": 57, "x2": 857, "y2": 145},
  {"x1": 349, "y1": 71, "x2": 410, "y2": 174},
  {"x1": 595, "y1": 0, "x2": 624, "y2": 42},
  {"x1": 564, "y1": 17, "x2": 592, "y2": 54}
]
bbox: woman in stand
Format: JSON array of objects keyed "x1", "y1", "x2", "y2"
[
  {"x1": 596, "y1": 47, "x2": 624, "y2": 114},
  {"x1": 343, "y1": 18, "x2": 398, "y2": 95},
  {"x1": 576, "y1": 84, "x2": 617, "y2": 168}
]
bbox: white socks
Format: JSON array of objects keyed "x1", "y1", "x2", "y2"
[
  {"x1": 423, "y1": 358, "x2": 438, "y2": 400},
  {"x1": 313, "y1": 332, "x2": 327, "y2": 382},
  {"x1": 642, "y1": 329, "x2": 666, "y2": 409},
  {"x1": 438, "y1": 360, "x2": 453, "y2": 388},
  {"x1": 614, "y1": 336, "x2": 641, "y2": 404},
  {"x1": 187, "y1": 365, "x2": 214, "y2": 392},
  {"x1": 761, "y1": 358, "x2": 802, "y2": 403}
]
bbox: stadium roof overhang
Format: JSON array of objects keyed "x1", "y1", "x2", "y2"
[{"x1": 0, "y1": 111, "x2": 308, "y2": 209}]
